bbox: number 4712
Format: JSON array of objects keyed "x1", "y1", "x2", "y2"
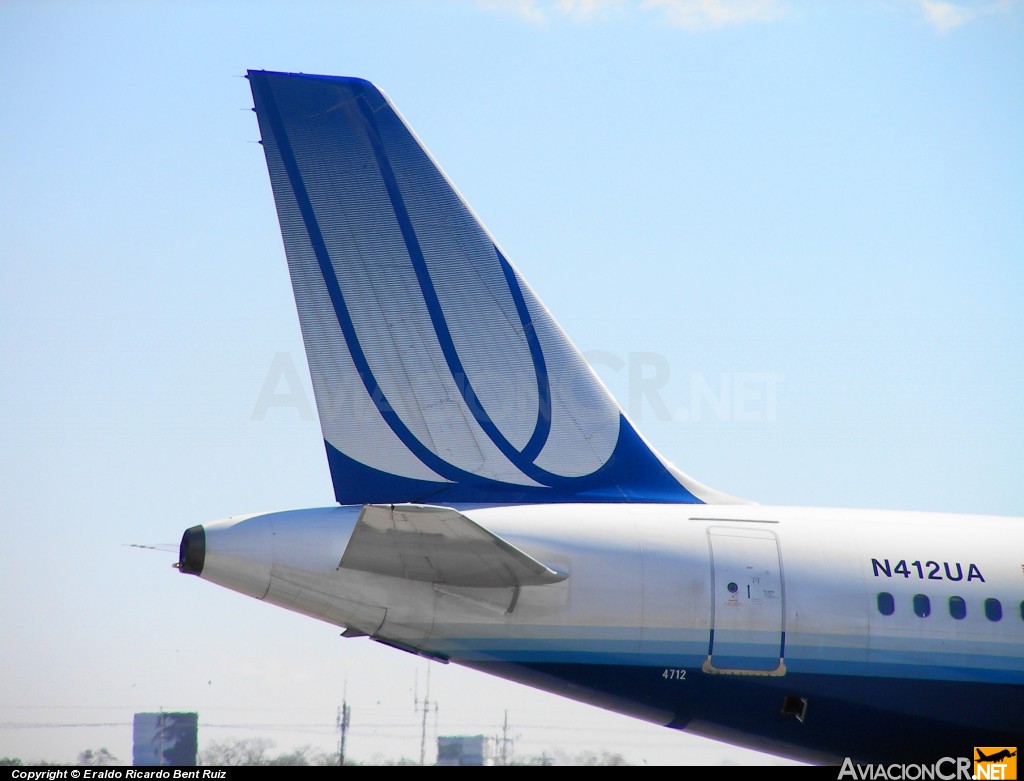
[{"x1": 662, "y1": 669, "x2": 686, "y2": 680}]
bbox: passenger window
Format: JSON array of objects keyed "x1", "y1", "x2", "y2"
[
  {"x1": 877, "y1": 592, "x2": 895, "y2": 616},
  {"x1": 912, "y1": 594, "x2": 930, "y2": 618},
  {"x1": 984, "y1": 598, "x2": 1002, "y2": 622},
  {"x1": 949, "y1": 596, "x2": 966, "y2": 620}
]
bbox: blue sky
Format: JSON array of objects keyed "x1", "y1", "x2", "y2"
[{"x1": 1, "y1": 0, "x2": 1021, "y2": 766}]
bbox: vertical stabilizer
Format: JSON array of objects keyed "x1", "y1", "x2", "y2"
[{"x1": 248, "y1": 70, "x2": 740, "y2": 506}]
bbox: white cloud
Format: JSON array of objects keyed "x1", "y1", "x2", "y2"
[
  {"x1": 473, "y1": 0, "x2": 548, "y2": 25},
  {"x1": 557, "y1": 0, "x2": 632, "y2": 20},
  {"x1": 906, "y1": 0, "x2": 1022, "y2": 33},
  {"x1": 911, "y1": 0, "x2": 980, "y2": 31},
  {"x1": 473, "y1": 0, "x2": 1023, "y2": 32},
  {"x1": 471, "y1": 0, "x2": 787, "y2": 29},
  {"x1": 641, "y1": 0, "x2": 786, "y2": 30}
]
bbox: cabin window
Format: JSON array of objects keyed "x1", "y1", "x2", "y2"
[
  {"x1": 948, "y1": 596, "x2": 967, "y2": 620},
  {"x1": 984, "y1": 598, "x2": 1002, "y2": 622},
  {"x1": 912, "y1": 594, "x2": 931, "y2": 618},
  {"x1": 877, "y1": 592, "x2": 895, "y2": 616}
]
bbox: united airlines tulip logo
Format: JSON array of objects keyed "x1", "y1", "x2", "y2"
[{"x1": 974, "y1": 748, "x2": 1017, "y2": 780}]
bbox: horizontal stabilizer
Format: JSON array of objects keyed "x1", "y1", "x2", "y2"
[{"x1": 339, "y1": 504, "x2": 567, "y2": 587}]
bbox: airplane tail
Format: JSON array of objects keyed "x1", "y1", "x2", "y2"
[{"x1": 247, "y1": 70, "x2": 740, "y2": 506}]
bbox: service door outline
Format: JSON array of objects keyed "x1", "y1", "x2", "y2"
[{"x1": 703, "y1": 526, "x2": 786, "y2": 676}]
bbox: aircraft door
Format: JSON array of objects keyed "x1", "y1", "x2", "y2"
[{"x1": 704, "y1": 527, "x2": 785, "y2": 676}]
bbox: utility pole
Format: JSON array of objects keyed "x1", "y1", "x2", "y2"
[
  {"x1": 496, "y1": 709, "x2": 515, "y2": 766},
  {"x1": 414, "y1": 666, "x2": 437, "y2": 766},
  {"x1": 336, "y1": 694, "x2": 351, "y2": 767}
]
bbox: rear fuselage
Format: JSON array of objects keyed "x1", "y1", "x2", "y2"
[{"x1": 182, "y1": 503, "x2": 1024, "y2": 764}]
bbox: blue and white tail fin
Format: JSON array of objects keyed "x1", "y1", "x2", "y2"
[{"x1": 248, "y1": 70, "x2": 739, "y2": 506}]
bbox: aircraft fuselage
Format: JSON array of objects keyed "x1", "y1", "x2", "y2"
[{"x1": 183, "y1": 503, "x2": 1024, "y2": 763}]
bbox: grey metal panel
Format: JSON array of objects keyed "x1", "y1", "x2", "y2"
[{"x1": 339, "y1": 504, "x2": 568, "y2": 587}]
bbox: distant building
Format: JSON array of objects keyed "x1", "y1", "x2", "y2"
[
  {"x1": 436, "y1": 735, "x2": 494, "y2": 767},
  {"x1": 132, "y1": 712, "x2": 198, "y2": 766}
]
